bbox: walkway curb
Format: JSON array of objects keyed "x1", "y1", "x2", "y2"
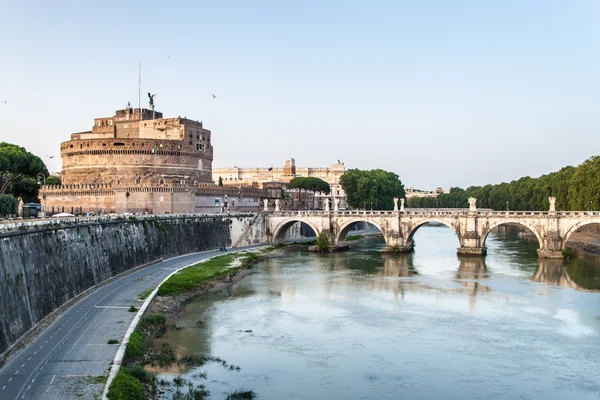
[{"x1": 101, "y1": 246, "x2": 265, "y2": 400}]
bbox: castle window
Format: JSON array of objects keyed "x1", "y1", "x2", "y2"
[
  {"x1": 135, "y1": 177, "x2": 140, "y2": 184},
  {"x1": 196, "y1": 143, "x2": 205, "y2": 152}
]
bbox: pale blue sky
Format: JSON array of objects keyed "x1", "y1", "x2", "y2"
[{"x1": 1, "y1": 0, "x2": 599, "y2": 189}]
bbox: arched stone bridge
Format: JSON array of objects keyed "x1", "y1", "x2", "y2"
[{"x1": 265, "y1": 198, "x2": 600, "y2": 259}]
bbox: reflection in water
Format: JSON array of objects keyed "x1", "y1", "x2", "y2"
[
  {"x1": 532, "y1": 259, "x2": 600, "y2": 292},
  {"x1": 155, "y1": 226, "x2": 600, "y2": 400},
  {"x1": 456, "y1": 257, "x2": 492, "y2": 310}
]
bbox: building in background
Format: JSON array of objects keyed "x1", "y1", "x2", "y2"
[
  {"x1": 405, "y1": 187, "x2": 447, "y2": 199},
  {"x1": 213, "y1": 158, "x2": 347, "y2": 209},
  {"x1": 40, "y1": 104, "x2": 272, "y2": 215}
]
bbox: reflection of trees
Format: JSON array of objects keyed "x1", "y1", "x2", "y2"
[
  {"x1": 533, "y1": 259, "x2": 600, "y2": 292},
  {"x1": 456, "y1": 257, "x2": 492, "y2": 310}
]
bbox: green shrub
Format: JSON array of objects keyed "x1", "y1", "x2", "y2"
[
  {"x1": 562, "y1": 248, "x2": 573, "y2": 259},
  {"x1": 128, "y1": 305, "x2": 138, "y2": 312},
  {"x1": 316, "y1": 232, "x2": 330, "y2": 252},
  {"x1": 107, "y1": 339, "x2": 120, "y2": 345},
  {"x1": 106, "y1": 369, "x2": 144, "y2": 400},
  {"x1": 144, "y1": 314, "x2": 167, "y2": 325},
  {"x1": 126, "y1": 365, "x2": 149, "y2": 383},
  {"x1": 0, "y1": 194, "x2": 17, "y2": 217},
  {"x1": 125, "y1": 331, "x2": 143, "y2": 359}
]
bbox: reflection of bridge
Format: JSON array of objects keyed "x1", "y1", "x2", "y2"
[{"x1": 265, "y1": 197, "x2": 600, "y2": 258}]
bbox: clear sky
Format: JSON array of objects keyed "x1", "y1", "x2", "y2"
[{"x1": 1, "y1": 0, "x2": 599, "y2": 189}]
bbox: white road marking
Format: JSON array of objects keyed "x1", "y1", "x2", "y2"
[
  {"x1": 31, "y1": 379, "x2": 35, "y2": 383},
  {"x1": 15, "y1": 370, "x2": 19, "y2": 375},
  {"x1": 9, "y1": 378, "x2": 12, "y2": 382},
  {"x1": 2, "y1": 385, "x2": 6, "y2": 390},
  {"x1": 21, "y1": 363, "x2": 25, "y2": 367},
  {"x1": 26, "y1": 385, "x2": 30, "y2": 390},
  {"x1": 160, "y1": 268, "x2": 179, "y2": 271},
  {"x1": 93, "y1": 306, "x2": 130, "y2": 309},
  {"x1": 28, "y1": 357, "x2": 31, "y2": 361},
  {"x1": 49, "y1": 375, "x2": 55, "y2": 385},
  {"x1": 34, "y1": 351, "x2": 37, "y2": 355}
]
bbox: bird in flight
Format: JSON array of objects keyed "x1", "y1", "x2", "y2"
[
  {"x1": 212, "y1": 94, "x2": 216, "y2": 98},
  {"x1": 46, "y1": 155, "x2": 55, "y2": 159}
]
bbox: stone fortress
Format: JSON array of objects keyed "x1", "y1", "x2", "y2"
[
  {"x1": 40, "y1": 103, "x2": 271, "y2": 214},
  {"x1": 213, "y1": 158, "x2": 348, "y2": 209}
]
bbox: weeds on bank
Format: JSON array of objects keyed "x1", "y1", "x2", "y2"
[
  {"x1": 346, "y1": 234, "x2": 365, "y2": 241},
  {"x1": 157, "y1": 252, "x2": 264, "y2": 296},
  {"x1": 226, "y1": 389, "x2": 256, "y2": 400}
]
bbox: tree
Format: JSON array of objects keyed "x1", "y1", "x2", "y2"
[
  {"x1": 46, "y1": 175, "x2": 61, "y2": 186},
  {"x1": 339, "y1": 169, "x2": 405, "y2": 210},
  {"x1": 0, "y1": 194, "x2": 18, "y2": 217},
  {"x1": 288, "y1": 177, "x2": 330, "y2": 194},
  {"x1": 11, "y1": 177, "x2": 40, "y2": 204},
  {"x1": 218, "y1": 176, "x2": 223, "y2": 186},
  {"x1": 0, "y1": 142, "x2": 47, "y2": 194}
]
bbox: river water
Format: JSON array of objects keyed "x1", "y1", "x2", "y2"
[{"x1": 157, "y1": 225, "x2": 600, "y2": 399}]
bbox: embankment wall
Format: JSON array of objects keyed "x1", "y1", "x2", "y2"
[{"x1": 0, "y1": 215, "x2": 262, "y2": 356}]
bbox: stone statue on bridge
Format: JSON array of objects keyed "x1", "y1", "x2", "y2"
[
  {"x1": 393, "y1": 197, "x2": 399, "y2": 212},
  {"x1": 263, "y1": 199, "x2": 269, "y2": 212},
  {"x1": 549, "y1": 196, "x2": 556, "y2": 212},
  {"x1": 400, "y1": 198, "x2": 405, "y2": 211},
  {"x1": 334, "y1": 198, "x2": 340, "y2": 212},
  {"x1": 275, "y1": 199, "x2": 280, "y2": 212},
  {"x1": 468, "y1": 197, "x2": 477, "y2": 212},
  {"x1": 324, "y1": 199, "x2": 330, "y2": 212}
]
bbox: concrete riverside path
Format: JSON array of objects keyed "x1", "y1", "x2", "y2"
[{"x1": 0, "y1": 247, "x2": 258, "y2": 400}]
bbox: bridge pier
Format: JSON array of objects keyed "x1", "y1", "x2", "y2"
[{"x1": 457, "y1": 247, "x2": 486, "y2": 256}]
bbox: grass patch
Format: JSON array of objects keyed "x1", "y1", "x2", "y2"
[
  {"x1": 157, "y1": 253, "x2": 264, "y2": 296},
  {"x1": 346, "y1": 234, "x2": 365, "y2": 241},
  {"x1": 226, "y1": 389, "x2": 256, "y2": 400},
  {"x1": 125, "y1": 331, "x2": 144, "y2": 359},
  {"x1": 107, "y1": 368, "x2": 144, "y2": 400},
  {"x1": 107, "y1": 339, "x2": 120, "y2": 345},
  {"x1": 137, "y1": 286, "x2": 155, "y2": 300},
  {"x1": 128, "y1": 305, "x2": 138, "y2": 312},
  {"x1": 88, "y1": 375, "x2": 107, "y2": 385}
]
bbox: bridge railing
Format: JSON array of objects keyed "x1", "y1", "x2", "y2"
[{"x1": 269, "y1": 210, "x2": 600, "y2": 218}]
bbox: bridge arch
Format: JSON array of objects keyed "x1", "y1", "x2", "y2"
[
  {"x1": 272, "y1": 218, "x2": 320, "y2": 243},
  {"x1": 336, "y1": 219, "x2": 386, "y2": 244},
  {"x1": 562, "y1": 221, "x2": 600, "y2": 250},
  {"x1": 405, "y1": 220, "x2": 462, "y2": 247},
  {"x1": 481, "y1": 221, "x2": 542, "y2": 249}
]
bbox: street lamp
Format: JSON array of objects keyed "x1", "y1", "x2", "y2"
[
  {"x1": 36, "y1": 173, "x2": 46, "y2": 218},
  {"x1": 506, "y1": 201, "x2": 509, "y2": 211}
]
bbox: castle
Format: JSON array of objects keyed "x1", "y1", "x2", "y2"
[{"x1": 40, "y1": 104, "x2": 272, "y2": 214}]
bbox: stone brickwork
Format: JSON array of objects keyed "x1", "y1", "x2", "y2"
[{"x1": 39, "y1": 105, "x2": 272, "y2": 214}]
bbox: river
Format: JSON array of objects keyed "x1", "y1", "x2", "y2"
[{"x1": 155, "y1": 225, "x2": 600, "y2": 399}]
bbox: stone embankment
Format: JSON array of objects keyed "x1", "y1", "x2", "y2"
[{"x1": 0, "y1": 215, "x2": 263, "y2": 357}]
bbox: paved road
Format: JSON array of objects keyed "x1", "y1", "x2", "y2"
[{"x1": 0, "y1": 248, "x2": 241, "y2": 400}]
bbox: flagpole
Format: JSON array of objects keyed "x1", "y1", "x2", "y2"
[{"x1": 138, "y1": 61, "x2": 141, "y2": 110}]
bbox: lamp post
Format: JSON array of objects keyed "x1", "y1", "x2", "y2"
[
  {"x1": 506, "y1": 201, "x2": 509, "y2": 211},
  {"x1": 36, "y1": 173, "x2": 46, "y2": 218}
]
